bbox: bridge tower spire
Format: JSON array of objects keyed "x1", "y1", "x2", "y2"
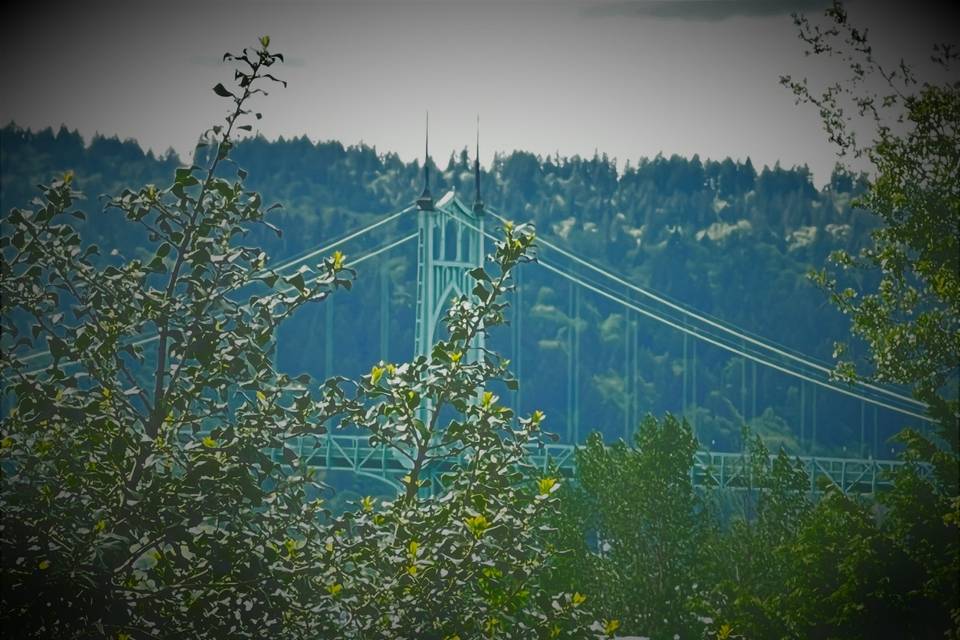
[
  {"x1": 413, "y1": 117, "x2": 486, "y2": 364},
  {"x1": 473, "y1": 115, "x2": 484, "y2": 214},
  {"x1": 417, "y1": 111, "x2": 433, "y2": 210},
  {"x1": 411, "y1": 115, "x2": 487, "y2": 476}
]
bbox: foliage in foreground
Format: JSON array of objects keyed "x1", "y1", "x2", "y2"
[
  {"x1": 540, "y1": 414, "x2": 707, "y2": 639},
  {"x1": 0, "y1": 39, "x2": 593, "y2": 638},
  {"x1": 784, "y1": 0, "x2": 958, "y2": 634},
  {"x1": 542, "y1": 413, "x2": 956, "y2": 640},
  {"x1": 297, "y1": 220, "x2": 595, "y2": 638},
  {"x1": 541, "y1": 5, "x2": 958, "y2": 639},
  {"x1": 1, "y1": 41, "x2": 334, "y2": 638}
]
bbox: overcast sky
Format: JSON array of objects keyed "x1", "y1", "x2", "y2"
[{"x1": 2, "y1": 0, "x2": 954, "y2": 186}]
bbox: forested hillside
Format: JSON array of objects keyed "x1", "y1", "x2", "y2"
[{"x1": 1, "y1": 123, "x2": 896, "y2": 455}]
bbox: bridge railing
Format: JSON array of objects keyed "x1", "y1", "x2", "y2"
[{"x1": 270, "y1": 434, "x2": 925, "y2": 496}]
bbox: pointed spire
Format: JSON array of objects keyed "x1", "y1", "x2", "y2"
[
  {"x1": 473, "y1": 114, "x2": 484, "y2": 214},
  {"x1": 417, "y1": 111, "x2": 434, "y2": 210}
]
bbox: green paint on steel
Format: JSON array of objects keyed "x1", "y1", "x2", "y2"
[
  {"x1": 272, "y1": 434, "x2": 925, "y2": 497},
  {"x1": 414, "y1": 190, "x2": 486, "y2": 360}
]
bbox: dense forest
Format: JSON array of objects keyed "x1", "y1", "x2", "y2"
[{"x1": 0, "y1": 122, "x2": 900, "y2": 457}]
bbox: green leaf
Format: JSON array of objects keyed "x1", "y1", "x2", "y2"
[
  {"x1": 47, "y1": 336, "x2": 68, "y2": 359},
  {"x1": 473, "y1": 283, "x2": 490, "y2": 302},
  {"x1": 212, "y1": 83, "x2": 234, "y2": 98},
  {"x1": 260, "y1": 273, "x2": 279, "y2": 288},
  {"x1": 469, "y1": 267, "x2": 490, "y2": 282},
  {"x1": 285, "y1": 272, "x2": 306, "y2": 292},
  {"x1": 109, "y1": 436, "x2": 126, "y2": 459}
]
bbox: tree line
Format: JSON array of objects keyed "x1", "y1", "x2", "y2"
[{"x1": 0, "y1": 120, "x2": 897, "y2": 457}]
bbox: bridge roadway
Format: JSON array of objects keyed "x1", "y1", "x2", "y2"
[{"x1": 272, "y1": 434, "x2": 922, "y2": 496}]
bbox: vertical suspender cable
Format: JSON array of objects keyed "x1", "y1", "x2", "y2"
[
  {"x1": 324, "y1": 299, "x2": 334, "y2": 378},
  {"x1": 624, "y1": 304, "x2": 631, "y2": 440},
  {"x1": 692, "y1": 331, "x2": 698, "y2": 438},
  {"x1": 379, "y1": 260, "x2": 389, "y2": 362},
  {"x1": 812, "y1": 384, "x2": 818, "y2": 454},
  {"x1": 566, "y1": 280, "x2": 575, "y2": 444},
  {"x1": 741, "y1": 341, "x2": 747, "y2": 424},
  {"x1": 860, "y1": 400, "x2": 866, "y2": 458},
  {"x1": 574, "y1": 286, "x2": 581, "y2": 444},
  {"x1": 873, "y1": 405, "x2": 879, "y2": 458},
  {"x1": 683, "y1": 320, "x2": 688, "y2": 420},
  {"x1": 801, "y1": 381, "x2": 806, "y2": 451}
]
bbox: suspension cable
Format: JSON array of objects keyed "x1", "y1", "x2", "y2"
[
  {"x1": 456, "y1": 214, "x2": 932, "y2": 423},
  {"x1": 19, "y1": 232, "x2": 418, "y2": 376},
  {"x1": 17, "y1": 204, "x2": 415, "y2": 365},
  {"x1": 486, "y1": 207, "x2": 927, "y2": 410},
  {"x1": 269, "y1": 205, "x2": 413, "y2": 275},
  {"x1": 537, "y1": 257, "x2": 934, "y2": 423}
]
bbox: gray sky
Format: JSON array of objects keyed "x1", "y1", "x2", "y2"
[{"x1": 2, "y1": 0, "x2": 954, "y2": 186}]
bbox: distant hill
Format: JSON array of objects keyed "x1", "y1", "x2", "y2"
[{"x1": 2, "y1": 123, "x2": 895, "y2": 456}]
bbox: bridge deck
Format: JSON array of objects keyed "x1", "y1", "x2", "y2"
[{"x1": 273, "y1": 434, "x2": 923, "y2": 495}]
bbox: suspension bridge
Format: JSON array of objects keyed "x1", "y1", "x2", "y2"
[
  {"x1": 269, "y1": 132, "x2": 931, "y2": 495},
  {"x1": 274, "y1": 178, "x2": 932, "y2": 494},
  {"x1": 17, "y1": 136, "x2": 935, "y2": 496}
]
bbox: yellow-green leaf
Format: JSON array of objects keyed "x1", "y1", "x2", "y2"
[
  {"x1": 465, "y1": 514, "x2": 490, "y2": 538},
  {"x1": 482, "y1": 391, "x2": 494, "y2": 409},
  {"x1": 538, "y1": 477, "x2": 558, "y2": 496}
]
